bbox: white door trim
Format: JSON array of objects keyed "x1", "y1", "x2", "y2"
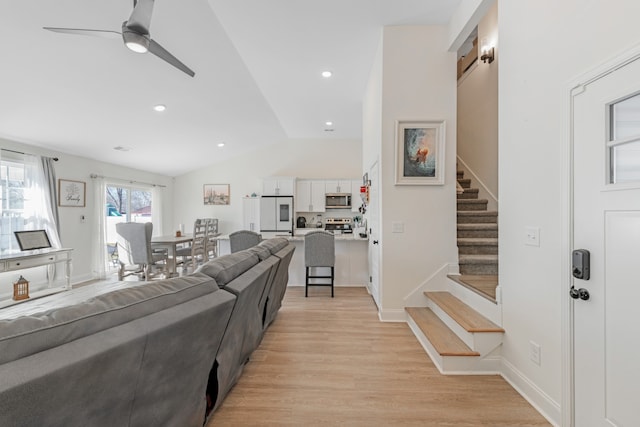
[{"x1": 563, "y1": 42, "x2": 640, "y2": 427}]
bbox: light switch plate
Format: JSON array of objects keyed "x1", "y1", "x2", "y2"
[{"x1": 525, "y1": 226, "x2": 540, "y2": 246}]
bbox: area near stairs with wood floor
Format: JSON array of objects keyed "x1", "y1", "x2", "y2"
[{"x1": 405, "y1": 170, "x2": 503, "y2": 375}]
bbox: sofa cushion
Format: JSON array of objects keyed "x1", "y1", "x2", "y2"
[
  {"x1": 0, "y1": 272, "x2": 218, "y2": 365},
  {"x1": 246, "y1": 245, "x2": 271, "y2": 261},
  {"x1": 196, "y1": 251, "x2": 259, "y2": 286},
  {"x1": 257, "y1": 237, "x2": 288, "y2": 254}
]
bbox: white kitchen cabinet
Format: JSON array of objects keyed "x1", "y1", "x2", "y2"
[
  {"x1": 263, "y1": 177, "x2": 295, "y2": 196},
  {"x1": 296, "y1": 180, "x2": 325, "y2": 212},
  {"x1": 243, "y1": 197, "x2": 261, "y2": 232},
  {"x1": 325, "y1": 180, "x2": 351, "y2": 194}
]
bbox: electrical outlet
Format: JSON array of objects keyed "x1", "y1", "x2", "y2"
[
  {"x1": 525, "y1": 226, "x2": 540, "y2": 247},
  {"x1": 529, "y1": 341, "x2": 541, "y2": 365}
]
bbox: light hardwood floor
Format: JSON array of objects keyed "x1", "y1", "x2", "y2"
[{"x1": 207, "y1": 286, "x2": 550, "y2": 426}]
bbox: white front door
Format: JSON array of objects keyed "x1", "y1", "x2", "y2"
[{"x1": 572, "y1": 55, "x2": 640, "y2": 426}]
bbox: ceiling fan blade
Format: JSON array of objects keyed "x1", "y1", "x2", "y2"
[
  {"x1": 126, "y1": 0, "x2": 155, "y2": 34},
  {"x1": 43, "y1": 27, "x2": 121, "y2": 39},
  {"x1": 148, "y1": 39, "x2": 195, "y2": 77}
]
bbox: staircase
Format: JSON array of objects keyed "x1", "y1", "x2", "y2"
[
  {"x1": 454, "y1": 170, "x2": 498, "y2": 301},
  {"x1": 405, "y1": 170, "x2": 502, "y2": 374}
]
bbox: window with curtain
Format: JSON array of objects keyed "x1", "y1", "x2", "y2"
[{"x1": 0, "y1": 151, "x2": 61, "y2": 253}]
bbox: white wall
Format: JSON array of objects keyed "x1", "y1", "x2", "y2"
[
  {"x1": 376, "y1": 26, "x2": 458, "y2": 315},
  {"x1": 457, "y1": 1, "x2": 499, "y2": 200},
  {"x1": 0, "y1": 137, "x2": 174, "y2": 284},
  {"x1": 362, "y1": 33, "x2": 383, "y2": 174},
  {"x1": 499, "y1": 0, "x2": 640, "y2": 423},
  {"x1": 173, "y1": 138, "x2": 362, "y2": 234}
]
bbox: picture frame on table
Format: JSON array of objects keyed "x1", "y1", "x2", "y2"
[
  {"x1": 203, "y1": 184, "x2": 230, "y2": 205},
  {"x1": 395, "y1": 120, "x2": 445, "y2": 185},
  {"x1": 14, "y1": 230, "x2": 52, "y2": 251},
  {"x1": 58, "y1": 179, "x2": 86, "y2": 207}
]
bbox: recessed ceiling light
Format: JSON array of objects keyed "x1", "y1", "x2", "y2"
[
  {"x1": 325, "y1": 121, "x2": 333, "y2": 126},
  {"x1": 113, "y1": 146, "x2": 131, "y2": 152},
  {"x1": 217, "y1": 142, "x2": 225, "y2": 147},
  {"x1": 321, "y1": 71, "x2": 332, "y2": 78},
  {"x1": 153, "y1": 104, "x2": 166, "y2": 112}
]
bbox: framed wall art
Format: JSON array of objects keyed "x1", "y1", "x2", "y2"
[
  {"x1": 395, "y1": 120, "x2": 445, "y2": 185},
  {"x1": 58, "y1": 179, "x2": 86, "y2": 207},
  {"x1": 203, "y1": 184, "x2": 230, "y2": 205}
]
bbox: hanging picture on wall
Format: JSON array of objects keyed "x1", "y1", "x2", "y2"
[
  {"x1": 58, "y1": 179, "x2": 86, "y2": 207},
  {"x1": 203, "y1": 184, "x2": 230, "y2": 205},
  {"x1": 395, "y1": 120, "x2": 445, "y2": 185}
]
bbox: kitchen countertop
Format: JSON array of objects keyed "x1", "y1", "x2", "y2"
[{"x1": 217, "y1": 231, "x2": 368, "y2": 242}]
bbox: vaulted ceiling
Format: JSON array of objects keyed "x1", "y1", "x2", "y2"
[{"x1": 0, "y1": 0, "x2": 461, "y2": 176}]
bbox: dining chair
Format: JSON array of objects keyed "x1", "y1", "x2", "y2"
[
  {"x1": 115, "y1": 222, "x2": 168, "y2": 281},
  {"x1": 175, "y1": 219, "x2": 208, "y2": 272},
  {"x1": 229, "y1": 230, "x2": 262, "y2": 253},
  {"x1": 203, "y1": 218, "x2": 220, "y2": 260},
  {"x1": 304, "y1": 230, "x2": 335, "y2": 297}
]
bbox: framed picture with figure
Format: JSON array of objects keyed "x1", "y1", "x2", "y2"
[{"x1": 395, "y1": 120, "x2": 445, "y2": 185}]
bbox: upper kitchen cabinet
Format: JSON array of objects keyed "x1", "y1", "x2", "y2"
[
  {"x1": 325, "y1": 180, "x2": 351, "y2": 194},
  {"x1": 296, "y1": 180, "x2": 325, "y2": 212},
  {"x1": 262, "y1": 177, "x2": 295, "y2": 196},
  {"x1": 243, "y1": 197, "x2": 260, "y2": 232}
]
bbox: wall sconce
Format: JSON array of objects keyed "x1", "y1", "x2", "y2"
[{"x1": 480, "y1": 37, "x2": 495, "y2": 64}]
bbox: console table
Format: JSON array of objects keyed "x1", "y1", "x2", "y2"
[{"x1": 0, "y1": 248, "x2": 73, "y2": 309}]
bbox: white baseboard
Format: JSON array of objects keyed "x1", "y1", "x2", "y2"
[
  {"x1": 501, "y1": 358, "x2": 561, "y2": 427},
  {"x1": 379, "y1": 308, "x2": 407, "y2": 322}
]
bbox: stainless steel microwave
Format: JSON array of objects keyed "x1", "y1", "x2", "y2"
[{"x1": 325, "y1": 193, "x2": 351, "y2": 209}]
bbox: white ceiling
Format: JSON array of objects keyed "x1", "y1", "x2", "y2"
[{"x1": 0, "y1": 0, "x2": 461, "y2": 176}]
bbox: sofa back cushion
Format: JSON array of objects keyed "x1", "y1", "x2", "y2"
[
  {"x1": 0, "y1": 273, "x2": 218, "y2": 364},
  {"x1": 196, "y1": 251, "x2": 259, "y2": 287},
  {"x1": 257, "y1": 237, "x2": 288, "y2": 255}
]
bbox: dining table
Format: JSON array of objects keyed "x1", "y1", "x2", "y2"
[{"x1": 151, "y1": 233, "x2": 193, "y2": 277}]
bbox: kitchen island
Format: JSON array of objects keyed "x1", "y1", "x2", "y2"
[{"x1": 217, "y1": 231, "x2": 368, "y2": 287}]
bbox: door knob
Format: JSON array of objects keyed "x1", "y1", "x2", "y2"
[
  {"x1": 570, "y1": 286, "x2": 590, "y2": 301},
  {"x1": 373, "y1": 240, "x2": 379, "y2": 245}
]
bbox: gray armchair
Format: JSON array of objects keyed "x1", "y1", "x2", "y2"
[
  {"x1": 304, "y1": 230, "x2": 335, "y2": 297},
  {"x1": 229, "y1": 230, "x2": 262, "y2": 253},
  {"x1": 115, "y1": 222, "x2": 168, "y2": 281}
]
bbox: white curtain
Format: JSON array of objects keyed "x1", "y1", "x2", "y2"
[
  {"x1": 23, "y1": 154, "x2": 62, "y2": 248},
  {"x1": 92, "y1": 176, "x2": 108, "y2": 279},
  {"x1": 152, "y1": 185, "x2": 164, "y2": 237}
]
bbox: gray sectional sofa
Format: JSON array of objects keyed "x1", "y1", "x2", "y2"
[{"x1": 0, "y1": 237, "x2": 294, "y2": 427}]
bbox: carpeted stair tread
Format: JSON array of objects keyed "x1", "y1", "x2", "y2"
[
  {"x1": 457, "y1": 188, "x2": 479, "y2": 199},
  {"x1": 405, "y1": 307, "x2": 479, "y2": 356},
  {"x1": 458, "y1": 178, "x2": 471, "y2": 188},
  {"x1": 457, "y1": 200, "x2": 489, "y2": 211},
  {"x1": 459, "y1": 254, "x2": 498, "y2": 263},
  {"x1": 425, "y1": 291, "x2": 504, "y2": 333},
  {"x1": 457, "y1": 238, "x2": 498, "y2": 245}
]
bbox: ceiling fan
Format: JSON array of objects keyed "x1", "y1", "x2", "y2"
[{"x1": 43, "y1": 0, "x2": 195, "y2": 77}]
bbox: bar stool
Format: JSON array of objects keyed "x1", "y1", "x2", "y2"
[
  {"x1": 304, "y1": 230, "x2": 335, "y2": 297},
  {"x1": 229, "y1": 230, "x2": 262, "y2": 253}
]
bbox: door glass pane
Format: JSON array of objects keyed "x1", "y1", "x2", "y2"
[
  {"x1": 610, "y1": 92, "x2": 640, "y2": 184},
  {"x1": 612, "y1": 140, "x2": 640, "y2": 183},
  {"x1": 612, "y1": 93, "x2": 640, "y2": 140}
]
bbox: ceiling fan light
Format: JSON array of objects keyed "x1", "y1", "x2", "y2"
[{"x1": 122, "y1": 27, "x2": 149, "y2": 53}]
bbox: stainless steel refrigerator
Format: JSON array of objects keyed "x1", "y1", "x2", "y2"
[{"x1": 260, "y1": 196, "x2": 293, "y2": 234}]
